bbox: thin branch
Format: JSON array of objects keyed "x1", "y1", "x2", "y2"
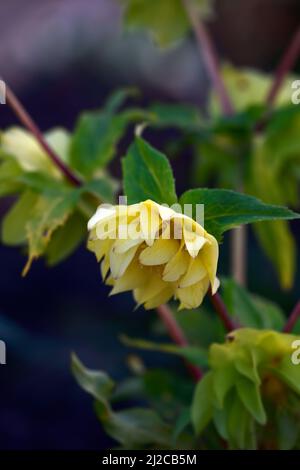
[
  {"x1": 230, "y1": 226, "x2": 247, "y2": 287},
  {"x1": 283, "y1": 301, "x2": 300, "y2": 333},
  {"x1": 209, "y1": 290, "x2": 237, "y2": 332},
  {"x1": 182, "y1": 0, "x2": 234, "y2": 116},
  {"x1": 267, "y1": 26, "x2": 300, "y2": 108},
  {"x1": 182, "y1": 0, "x2": 248, "y2": 286},
  {"x1": 157, "y1": 304, "x2": 203, "y2": 381},
  {"x1": 5, "y1": 84, "x2": 82, "y2": 187}
]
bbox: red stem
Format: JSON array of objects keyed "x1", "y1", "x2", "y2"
[
  {"x1": 182, "y1": 0, "x2": 234, "y2": 116},
  {"x1": 5, "y1": 84, "x2": 82, "y2": 187},
  {"x1": 157, "y1": 304, "x2": 203, "y2": 381},
  {"x1": 209, "y1": 290, "x2": 237, "y2": 332},
  {"x1": 283, "y1": 301, "x2": 300, "y2": 333},
  {"x1": 267, "y1": 26, "x2": 300, "y2": 108}
]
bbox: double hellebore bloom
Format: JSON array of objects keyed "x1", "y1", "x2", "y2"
[{"x1": 88, "y1": 200, "x2": 219, "y2": 310}]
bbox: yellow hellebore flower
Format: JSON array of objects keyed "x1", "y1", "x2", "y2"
[
  {"x1": 0, "y1": 127, "x2": 69, "y2": 178},
  {"x1": 210, "y1": 63, "x2": 295, "y2": 114},
  {"x1": 88, "y1": 200, "x2": 219, "y2": 310}
]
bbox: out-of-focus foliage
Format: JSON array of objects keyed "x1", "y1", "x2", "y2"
[
  {"x1": 73, "y1": 320, "x2": 300, "y2": 449},
  {"x1": 120, "y1": 0, "x2": 214, "y2": 47},
  {"x1": 188, "y1": 64, "x2": 300, "y2": 289},
  {"x1": 72, "y1": 354, "x2": 188, "y2": 449},
  {"x1": 192, "y1": 329, "x2": 300, "y2": 449},
  {"x1": 210, "y1": 63, "x2": 295, "y2": 114},
  {"x1": 221, "y1": 277, "x2": 285, "y2": 331},
  {"x1": 247, "y1": 107, "x2": 300, "y2": 289}
]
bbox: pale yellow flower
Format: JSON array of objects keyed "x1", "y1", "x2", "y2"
[
  {"x1": 0, "y1": 127, "x2": 69, "y2": 178},
  {"x1": 88, "y1": 200, "x2": 219, "y2": 310},
  {"x1": 210, "y1": 63, "x2": 295, "y2": 114}
]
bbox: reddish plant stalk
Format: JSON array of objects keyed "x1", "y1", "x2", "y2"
[
  {"x1": 157, "y1": 304, "x2": 203, "y2": 381},
  {"x1": 283, "y1": 301, "x2": 300, "y2": 333},
  {"x1": 267, "y1": 26, "x2": 300, "y2": 108},
  {"x1": 182, "y1": 0, "x2": 234, "y2": 116},
  {"x1": 5, "y1": 84, "x2": 82, "y2": 187},
  {"x1": 209, "y1": 290, "x2": 237, "y2": 332},
  {"x1": 182, "y1": 0, "x2": 248, "y2": 286}
]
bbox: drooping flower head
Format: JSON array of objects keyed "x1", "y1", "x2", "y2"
[{"x1": 88, "y1": 200, "x2": 219, "y2": 310}]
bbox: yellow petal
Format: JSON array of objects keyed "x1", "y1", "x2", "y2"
[
  {"x1": 109, "y1": 261, "x2": 147, "y2": 295},
  {"x1": 201, "y1": 233, "x2": 219, "y2": 288},
  {"x1": 143, "y1": 285, "x2": 174, "y2": 310},
  {"x1": 179, "y1": 256, "x2": 207, "y2": 288},
  {"x1": 110, "y1": 244, "x2": 139, "y2": 279},
  {"x1": 158, "y1": 204, "x2": 175, "y2": 221},
  {"x1": 88, "y1": 205, "x2": 116, "y2": 231},
  {"x1": 120, "y1": 215, "x2": 142, "y2": 241},
  {"x1": 184, "y1": 232, "x2": 207, "y2": 258},
  {"x1": 176, "y1": 278, "x2": 209, "y2": 309},
  {"x1": 133, "y1": 275, "x2": 166, "y2": 306},
  {"x1": 88, "y1": 238, "x2": 114, "y2": 262},
  {"x1": 163, "y1": 247, "x2": 190, "y2": 282},
  {"x1": 139, "y1": 239, "x2": 179, "y2": 266},
  {"x1": 101, "y1": 255, "x2": 110, "y2": 280},
  {"x1": 211, "y1": 276, "x2": 220, "y2": 295},
  {"x1": 140, "y1": 200, "x2": 160, "y2": 246},
  {"x1": 113, "y1": 237, "x2": 143, "y2": 254}
]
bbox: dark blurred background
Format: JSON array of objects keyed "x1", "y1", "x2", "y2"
[{"x1": 0, "y1": 0, "x2": 299, "y2": 449}]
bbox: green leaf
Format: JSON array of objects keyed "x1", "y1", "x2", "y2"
[
  {"x1": 227, "y1": 394, "x2": 253, "y2": 449},
  {"x1": 251, "y1": 294, "x2": 285, "y2": 331},
  {"x1": 254, "y1": 220, "x2": 296, "y2": 290},
  {"x1": 0, "y1": 158, "x2": 23, "y2": 196},
  {"x1": 23, "y1": 189, "x2": 79, "y2": 274},
  {"x1": 234, "y1": 349, "x2": 260, "y2": 385},
  {"x1": 45, "y1": 211, "x2": 86, "y2": 266},
  {"x1": 17, "y1": 171, "x2": 67, "y2": 195},
  {"x1": 96, "y1": 405, "x2": 173, "y2": 448},
  {"x1": 69, "y1": 89, "x2": 142, "y2": 179},
  {"x1": 248, "y1": 133, "x2": 299, "y2": 289},
  {"x1": 148, "y1": 103, "x2": 202, "y2": 130},
  {"x1": 81, "y1": 177, "x2": 117, "y2": 203},
  {"x1": 192, "y1": 136, "x2": 239, "y2": 190},
  {"x1": 71, "y1": 353, "x2": 115, "y2": 405},
  {"x1": 1, "y1": 190, "x2": 39, "y2": 245},
  {"x1": 141, "y1": 369, "x2": 194, "y2": 411},
  {"x1": 179, "y1": 188, "x2": 300, "y2": 241},
  {"x1": 122, "y1": 137, "x2": 177, "y2": 205},
  {"x1": 173, "y1": 306, "x2": 224, "y2": 347},
  {"x1": 221, "y1": 277, "x2": 285, "y2": 330},
  {"x1": 191, "y1": 371, "x2": 214, "y2": 434},
  {"x1": 172, "y1": 408, "x2": 191, "y2": 443},
  {"x1": 70, "y1": 111, "x2": 127, "y2": 178},
  {"x1": 105, "y1": 87, "x2": 139, "y2": 114},
  {"x1": 45, "y1": 128, "x2": 71, "y2": 164},
  {"x1": 236, "y1": 376, "x2": 266, "y2": 425},
  {"x1": 273, "y1": 355, "x2": 300, "y2": 396},
  {"x1": 212, "y1": 365, "x2": 236, "y2": 407},
  {"x1": 122, "y1": 0, "x2": 214, "y2": 47},
  {"x1": 72, "y1": 354, "x2": 173, "y2": 448},
  {"x1": 121, "y1": 335, "x2": 208, "y2": 368}
]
